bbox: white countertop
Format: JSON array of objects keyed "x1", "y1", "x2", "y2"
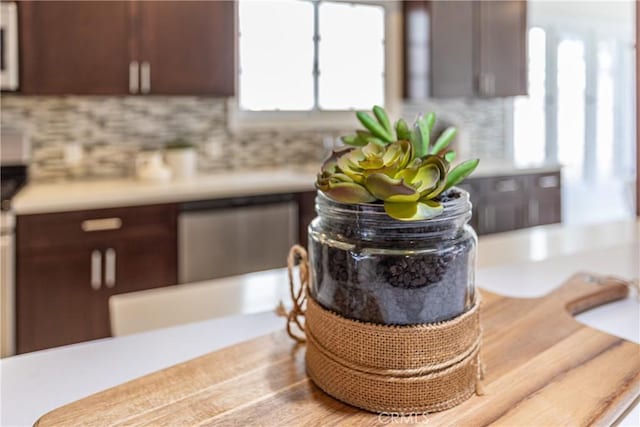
[
  {"x1": 12, "y1": 169, "x2": 317, "y2": 215},
  {"x1": 12, "y1": 163, "x2": 562, "y2": 215},
  {"x1": 472, "y1": 161, "x2": 562, "y2": 178},
  {"x1": 1, "y1": 220, "x2": 638, "y2": 426}
]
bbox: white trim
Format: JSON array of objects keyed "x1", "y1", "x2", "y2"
[{"x1": 228, "y1": 0, "x2": 402, "y2": 133}]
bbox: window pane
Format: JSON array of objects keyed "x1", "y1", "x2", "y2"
[
  {"x1": 239, "y1": 0, "x2": 314, "y2": 111},
  {"x1": 513, "y1": 27, "x2": 546, "y2": 167},
  {"x1": 557, "y1": 38, "x2": 586, "y2": 184},
  {"x1": 318, "y1": 2, "x2": 385, "y2": 110}
]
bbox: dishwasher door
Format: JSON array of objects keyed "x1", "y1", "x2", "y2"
[{"x1": 178, "y1": 196, "x2": 298, "y2": 283}]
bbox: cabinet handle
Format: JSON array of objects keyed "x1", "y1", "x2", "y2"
[
  {"x1": 91, "y1": 250, "x2": 102, "y2": 290},
  {"x1": 478, "y1": 73, "x2": 496, "y2": 96},
  {"x1": 129, "y1": 61, "x2": 139, "y2": 94},
  {"x1": 538, "y1": 175, "x2": 559, "y2": 189},
  {"x1": 105, "y1": 248, "x2": 116, "y2": 288},
  {"x1": 495, "y1": 179, "x2": 519, "y2": 192},
  {"x1": 141, "y1": 61, "x2": 151, "y2": 94},
  {"x1": 81, "y1": 218, "x2": 122, "y2": 232}
]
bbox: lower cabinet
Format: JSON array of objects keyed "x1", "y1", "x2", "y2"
[
  {"x1": 462, "y1": 171, "x2": 562, "y2": 236},
  {"x1": 16, "y1": 204, "x2": 177, "y2": 353}
]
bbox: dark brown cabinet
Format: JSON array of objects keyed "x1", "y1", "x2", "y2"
[
  {"x1": 16, "y1": 204, "x2": 177, "y2": 353},
  {"x1": 19, "y1": 1, "x2": 235, "y2": 95},
  {"x1": 136, "y1": 1, "x2": 235, "y2": 95},
  {"x1": 404, "y1": 0, "x2": 527, "y2": 99},
  {"x1": 20, "y1": 1, "x2": 132, "y2": 95},
  {"x1": 460, "y1": 171, "x2": 562, "y2": 236}
]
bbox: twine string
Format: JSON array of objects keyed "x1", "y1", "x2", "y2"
[{"x1": 276, "y1": 244, "x2": 309, "y2": 343}]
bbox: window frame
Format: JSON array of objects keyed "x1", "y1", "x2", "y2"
[{"x1": 228, "y1": 0, "x2": 402, "y2": 132}]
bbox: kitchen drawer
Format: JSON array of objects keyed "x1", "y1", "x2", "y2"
[
  {"x1": 526, "y1": 172, "x2": 562, "y2": 193},
  {"x1": 17, "y1": 204, "x2": 177, "y2": 252}
]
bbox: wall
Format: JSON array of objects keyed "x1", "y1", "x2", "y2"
[{"x1": 0, "y1": 95, "x2": 511, "y2": 181}]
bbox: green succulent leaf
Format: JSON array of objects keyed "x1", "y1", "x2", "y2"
[
  {"x1": 356, "y1": 111, "x2": 394, "y2": 143},
  {"x1": 328, "y1": 173, "x2": 354, "y2": 185},
  {"x1": 412, "y1": 113, "x2": 436, "y2": 159},
  {"x1": 355, "y1": 130, "x2": 386, "y2": 147},
  {"x1": 395, "y1": 119, "x2": 411, "y2": 141},
  {"x1": 373, "y1": 105, "x2": 394, "y2": 139},
  {"x1": 364, "y1": 173, "x2": 420, "y2": 203},
  {"x1": 444, "y1": 150, "x2": 457, "y2": 163},
  {"x1": 411, "y1": 163, "x2": 440, "y2": 194},
  {"x1": 322, "y1": 182, "x2": 376, "y2": 204},
  {"x1": 444, "y1": 159, "x2": 480, "y2": 191},
  {"x1": 431, "y1": 127, "x2": 457, "y2": 154},
  {"x1": 341, "y1": 135, "x2": 367, "y2": 147},
  {"x1": 384, "y1": 199, "x2": 444, "y2": 221}
]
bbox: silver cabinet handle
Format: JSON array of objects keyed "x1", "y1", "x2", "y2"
[
  {"x1": 129, "y1": 61, "x2": 139, "y2": 94},
  {"x1": 478, "y1": 73, "x2": 496, "y2": 96},
  {"x1": 495, "y1": 179, "x2": 519, "y2": 192},
  {"x1": 91, "y1": 250, "x2": 102, "y2": 290},
  {"x1": 105, "y1": 248, "x2": 116, "y2": 288},
  {"x1": 538, "y1": 175, "x2": 559, "y2": 188},
  {"x1": 140, "y1": 61, "x2": 151, "y2": 94},
  {"x1": 81, "y1": 218, "x2": 122, "y2": 232}
]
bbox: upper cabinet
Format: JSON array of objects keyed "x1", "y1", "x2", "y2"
[
  {"x1": 19, "y1": 1, "x2": 235, "y2": 96},
  {"x1": 404, "y1": 0, "x2": 527, "y2": 99},
  {"x1": 135, "y1": 1, "x2": 235, "y2": 96},
  {"x1": 19, "y1": 1, "x2": 132, "y2": 95}
]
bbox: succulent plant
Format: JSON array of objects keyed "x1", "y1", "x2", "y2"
[{"x1": 316, "y1": 106, "x2": 479, "y2": 221}]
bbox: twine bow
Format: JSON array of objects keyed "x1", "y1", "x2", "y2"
[{"x1": 276, "y1": 244, "x2": 309, "y2": 343}]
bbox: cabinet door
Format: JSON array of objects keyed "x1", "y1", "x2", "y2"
[
  {"x1": 477, "y1": 176, "x2": 527, "y2": 234},
  {"x1": 20, "y1": 1, "x2": 132, "y2": 94},
  {"x1": 108, "y1": 234, "x2": 177, "y2": 296},
  {"x1": 477, "y1": 1, "x2": 527, "y2": 97},
  {"x1": 17, "y1": 247, "x2": 108, "y2": 353},
  {"x1": 428, "y1": 0, "x2": 475, "y2": 98},
  {"x1": 527, "y1": 173, "x2": 562, "y2": 226},
  {"x1": 137, "y1": 1, "x2": 235, "y2": 95}
]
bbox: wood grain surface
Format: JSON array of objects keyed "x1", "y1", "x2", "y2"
[{"x1": 36, "y1": 273, "x2": 640, "y2": 426}]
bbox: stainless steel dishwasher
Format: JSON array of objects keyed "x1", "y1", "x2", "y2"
[{"x1": 178, "y1": 194, "x2": 298, "y2": 283}]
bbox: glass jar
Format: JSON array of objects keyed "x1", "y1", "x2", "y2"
[{"x1": 308, "y1": 188, "x2": 477, "y2": 325}]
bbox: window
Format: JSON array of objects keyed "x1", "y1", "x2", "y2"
[
  {"x1": 513, "y1": 27, "x2": 547, "y2": 167},
  {"x1": 237, "y1": 0, "x2": 392, "y2": 120},
  {"x1": 513, "y1": 17, "x2": 635, "y2": 224}
]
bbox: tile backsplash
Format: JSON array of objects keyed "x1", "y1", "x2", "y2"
[{"x1": 0, "y1": 95, "x2": 511, "y2": 181}]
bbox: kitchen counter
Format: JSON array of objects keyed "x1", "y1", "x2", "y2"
[
  {"x1": 471, "y1": 161, "x2": 562, "y2": 178},
  {"x1": 11, "y1": 169, "x2": 317, "y2": 215},
  {"x1": 1, "y1": 220, "x2": 638, "y2": 426},
  {"x1": 12, "y1": 163, "x2": 562, "y2": 215}
]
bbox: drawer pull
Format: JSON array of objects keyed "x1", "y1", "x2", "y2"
[
  {"x1": 538, "y1": 175, "x2": 559, "y2": 188},
  {"x1": 90, "y1": 250, "x2": 102, "y2": 290},
  {"x1": 81, "y1": 218, "x2": 122, "y2": 232},
  {"x1": 495, "y1": 179, "x2": 519, "y2": 192},
  {"x1": 105, "y1": 248, "x2": 116, "y2": 288}
]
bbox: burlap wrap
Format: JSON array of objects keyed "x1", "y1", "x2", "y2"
[{"x1": 281, "y1": 245, "x2": 484, "y2": 414}]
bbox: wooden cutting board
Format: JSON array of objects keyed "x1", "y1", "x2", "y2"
[{"x1": 37, "y1": 273, "x2": 640, "y2": 426}]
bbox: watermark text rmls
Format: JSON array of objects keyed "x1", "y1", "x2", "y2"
[{"x1": 377, "y1": 412, "x2": 431, "y2": 424}]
